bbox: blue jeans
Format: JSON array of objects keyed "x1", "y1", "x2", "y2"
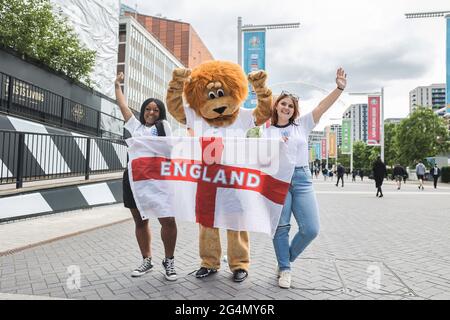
[{"x1": 272, "y1": 166, "x2": 320, "y2": 271}]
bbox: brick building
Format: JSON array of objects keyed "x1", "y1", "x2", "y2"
[{"x1": 123, "y1": 10, "x2": 214, "y2": 68}]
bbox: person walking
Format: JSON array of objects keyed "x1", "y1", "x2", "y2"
[
  {"x1": 352, "y1": 169, "x2": 357, "y2": 182},
  {"x1": 359, "y1": 169, "x2": 364, "y2": 181},
  {"x1": 416, "y1": 161, "x2": 426, "y2": 190},
  {"x1": 336, "y1": 163, "x2": 345, "y2": 187},
  {"x1": 115, "y1": 73, "x2": 178, "y2": 281},
  {"x1": 322, "y1": 167, "x2": 328, "y2": 181},
  {"x1": 264, "y1": 68, "x2": 347, "y2": 289},
  {"x1": 430, "y1": 164, "x2": 441, "y2": 189},
  {"x1": 373, "y1": 156, "x2": 387, "y2": 197},
  {"x1": 393, "y1": 164, "x2": 406, "y2": 190}
]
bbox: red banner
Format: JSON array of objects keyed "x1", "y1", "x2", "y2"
[
  {"x1": 321, "y1": 138, "x2": 327, "y2": 159},
  {"x1": 368, "y1": 96, "x2": 381, "y2": 145}
]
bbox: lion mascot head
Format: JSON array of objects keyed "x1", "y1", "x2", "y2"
[{"x1": 184, "y1": 60, "x2": 248, "y2": 127}]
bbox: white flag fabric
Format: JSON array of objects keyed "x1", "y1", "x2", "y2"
[{"x1": 126, "y1": 136, "x2": 297, "y2": 237}]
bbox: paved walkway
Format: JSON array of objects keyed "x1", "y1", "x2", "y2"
[{"x1": 1, "y1": 178, "x2": 449, "y2": 300}]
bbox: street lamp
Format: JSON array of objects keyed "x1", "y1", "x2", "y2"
[
  {"x1": 348, "y1": 88, "x2": 385, "y2": 162},
  {"x1": 237, "y1": 17, "x2": 300, "y2": 66}
]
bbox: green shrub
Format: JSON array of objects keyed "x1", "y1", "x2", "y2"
[
  {"x1": 442, "y1": 167, "x2": 450, "y2": 183},
  {"x1": 0, "y1": 0, "x2": 96, "y2": 86}
]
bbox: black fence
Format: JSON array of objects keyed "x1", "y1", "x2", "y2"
[
  {"x1": 0, "y1": 71, "x2": 124, "y2": 139},
  {"x1": 0, "y1": 130, "x2": 127, "y2": 188}
]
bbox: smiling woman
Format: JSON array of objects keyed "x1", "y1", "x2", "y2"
[
  {"x1": 114, "y1": 72, "x2": 179, "y2": 282},
  {"x1": 264, "y1": 68, "x2": 347, "y2": 289}
]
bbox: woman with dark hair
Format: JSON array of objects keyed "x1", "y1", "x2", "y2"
[
  {"x1": 373, "y1": 156, "x2": 387, "y2": 198},
  {"x1": 115, "y1": 72, "x2": 177, "y2": 281},
  {"x1": 263, "y1": 68, "x2": 347, "y2": 288}
]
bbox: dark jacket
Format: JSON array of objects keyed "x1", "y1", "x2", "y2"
[
  {"x1": 373, "y1": 160, "x2": 387, "y2": 186},
  {"x1": 393, "y1": 165, "x2": 405, "y2": 177},
  {"x1": 337, "y1": 165, "x2": 345, "y2": 176},
  {"x1": 430, "y1": 167, "x2": 441, "y2": 177}
]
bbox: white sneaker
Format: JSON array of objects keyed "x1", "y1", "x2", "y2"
[
  {"x1": 278, "y1": 270, "x2": 291, "y2": 289},
  {"x1": 131, "y1": 257, "x2": 153, "y2": 277},
  {"x1": 162, "y1": 257, "x2": 177, "y2": 281}
]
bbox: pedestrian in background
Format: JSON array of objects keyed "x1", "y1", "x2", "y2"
[
  {"x1": 322, "y1": 167, "x2": 328, "y2": 181},
  {"x1": 373, "y1": 157, "x2": 387, "y2": 198},
  {"x1": 352, "y1": 169, "x2": 357, "y2": 182},
  {"x1": 359, "y1": 169, "x2": 364, "y2": 181},
  {"x1": 430, "y1": 164, "x2": 441, "y2": 189},
  {"x1": 393, "y1": 164, "x2": 405, "y2": 190},
  {"x1": 336, "y1": 163, "x2": 345, "y2": 187},
  {"x1": 415, "y1": 161, "x2": 426, "y2": 190}
]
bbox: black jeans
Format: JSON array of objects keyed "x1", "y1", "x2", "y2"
[
  {"x1": 336, "y1": 175, "x2": 344, "y2": 186},
  {"x1": 433, "y1": 176, "x2": 439, "y2": 188}
]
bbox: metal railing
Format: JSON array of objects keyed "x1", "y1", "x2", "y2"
[
  {"x1": 0, "y1": 130, "x2": 127, "y2": 189},
  {"x1": 0, "y1": 71, "x2": 124, "y2": 139}
]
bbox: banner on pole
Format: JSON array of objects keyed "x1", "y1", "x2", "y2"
[
  {"x1": 243, "y1": 30, "x2": 266, "y2": 109},
  {"x1": 368, "y1": 96, "x2": 381, "y2": 145},
  {"x1": 341, "y1": 118, "x2": 352, "y2": 154},
  {"x1": 315, "y1": 143, "x2": 321, "y2": 160},
  {"x1": 328, "y1": 132, "x2": 337, "y2": 158},
  {"x1": 321, "y1": 138, "x2": 327, "y2": 159}
]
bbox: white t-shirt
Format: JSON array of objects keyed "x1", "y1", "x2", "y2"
[
  {"x1": 124, "y1": 115, "x2": 172, "y2": 137},
  {"x1": 185, "y1": 105, "x2": 255, "y2": 137},
  {"x1": 262, "y1": 112, "x2": 317, "y2": 167}
]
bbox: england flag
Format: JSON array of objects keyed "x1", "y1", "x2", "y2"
[{"x1": 126, "y1": 136, "x2": 297, "y2": 237}]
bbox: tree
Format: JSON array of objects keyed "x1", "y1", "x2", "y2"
[
  {"x1": 396, "y1": 108, "x2": 450, "y2": 166},
  {"x1": 367, "y1": 145, "x2": 381, "y2": 167},
  {"x1": 0, "y1": 0, "x2": 96, "y2": 86},
  {"x1": 384, "y1": 122, "x2": 399, "y2": 167},
  {"x1": 336, "y1": 146, "x2": 350, "y2": 169},
  {"x1": 352, "y1": 141, "x2": 367, "y2": 170}
]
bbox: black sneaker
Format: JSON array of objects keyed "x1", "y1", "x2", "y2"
[
  {"x1": 162, "y1": 257, "x2": 177, "y2": 281},
  {"x1": 233, "y1": 269, "x2": 248, "y2": 282},
  {"x1": 195, "y1": 267, "x2": 217, "y2": 278},
  {"x1": 131, "y1": 257, "x2": 153, "y2": 277}
]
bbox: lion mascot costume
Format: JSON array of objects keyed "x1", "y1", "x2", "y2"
[{"x1": 166, "y1": 60, "x2": 272, "y2": 282}]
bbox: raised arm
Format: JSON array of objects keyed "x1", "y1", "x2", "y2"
[
  {"x1": 248, "y1": 70, "x2": 273, "y2": 126},
  {"x1": 312, "y1": 68, "x2": 347, "y2": 123},
  {"x1": 114, "y1": 72, "x2": 133, "y2": 123},
  {"x1": 166, "y1": 68, "x2": 191, "y2": 125}
]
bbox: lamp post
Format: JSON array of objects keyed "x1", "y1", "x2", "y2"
[
  {"x1": 237, "y1": 17, "x2": 300, "y2": 66},
  {"x1": 348, "y1": 89, "x2": 385, "y2": 162}
]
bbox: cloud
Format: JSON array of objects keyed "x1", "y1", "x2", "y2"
[{"x1": 124, "y1": 0, "x2": 449, "y2": 121}]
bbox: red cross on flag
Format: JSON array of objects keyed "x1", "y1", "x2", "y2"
[{"x1": 126, "y1": 136, "x2": 297, "y2": 237}]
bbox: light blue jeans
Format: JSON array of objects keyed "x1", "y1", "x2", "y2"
[{"x1": 272, "y1": 166, "x2": 320, "y2": 271}]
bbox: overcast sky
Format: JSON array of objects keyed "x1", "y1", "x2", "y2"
[{"x1": 123, "y1": 0, "x2": 448, "y2": 130}]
